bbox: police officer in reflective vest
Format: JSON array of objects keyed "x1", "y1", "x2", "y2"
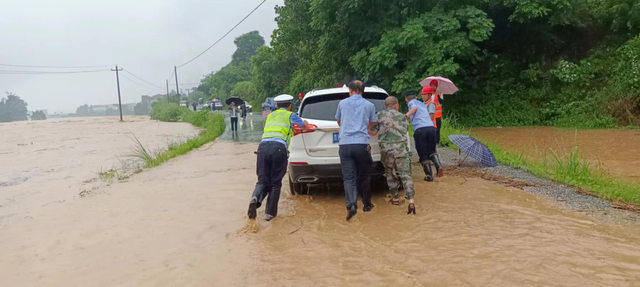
[{"x1": 248, "y1": 94, "x2": 308, "y2": 221}]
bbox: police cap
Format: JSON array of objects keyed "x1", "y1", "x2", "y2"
[
  {"x1": 274, "y1": 94, "x2": 294, "y2": 103},
  {"x1": 404, "y1": 90, "x2": 418, "y2": 97}
]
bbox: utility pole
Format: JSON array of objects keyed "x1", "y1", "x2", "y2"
[
  {"x1": 174, "y1": 66, "x2": 180, "y2": 103},
  {"x1": 111, "y1": 65, "x2": 124, "y2": 122},
  {"x1": 166, "y1": 79, "x2": 169, "y2": 98}
]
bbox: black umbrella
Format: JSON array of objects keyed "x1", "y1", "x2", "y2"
[
  {"x1": 448, "y1": 134, "x2": 498, "y2": 167},
  {"x1": 225, "y1": 97, "x2": 243, "y2": 106}
]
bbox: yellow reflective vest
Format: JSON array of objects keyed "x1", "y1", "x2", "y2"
[{"x1": 262, "y1": 109, "x2": 294, "y2": 147}]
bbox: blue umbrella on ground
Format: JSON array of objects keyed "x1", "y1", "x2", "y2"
[{"x1": 448, "y1": 134, "x2": 498, "y2": 167}]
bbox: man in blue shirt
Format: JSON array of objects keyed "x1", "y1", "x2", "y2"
[
  {"x1": 248, "y1": 95, "x2": 308, "y2": 221},
  {"x1": 405, "y1": 88, "x2": 444, "y2": 182},
  {"x1": 335, "y1": 80, "x2": 377, "y2": 220}
]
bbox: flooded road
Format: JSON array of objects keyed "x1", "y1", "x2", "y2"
[
  {"x1": 2, "y1": 116, "x2": 640, "y2": 286},
  {"x1": 471, "y1": 127, "x2": 640, "y2": 183}
]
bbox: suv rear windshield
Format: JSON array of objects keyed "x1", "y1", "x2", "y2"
[{"x1": 299, "y1": 92, "x2": 387, "y2": 121}]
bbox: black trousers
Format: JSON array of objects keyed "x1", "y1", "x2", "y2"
[
  {"x1": 251, "y1": 142, "x2": 288, "y2": 217},
  {"x1": 436, "y1": 117, "x2": 442, "y2": 144},
  {"x1": 339, "y1": 144, "x2": 373, "y2": 210},
  {"x1": 414, "y1": 127, "x2": 437, "y2": 163},
  {"x1": 230, "y1": 117, "x2": 238, "y2": 131}
]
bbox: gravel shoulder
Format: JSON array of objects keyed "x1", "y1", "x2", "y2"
[{"x1": 410, "y1": 139, "x2": 640, "y2": 225}]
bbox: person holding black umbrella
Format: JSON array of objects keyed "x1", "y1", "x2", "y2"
[
  {"x1": 248, "y1": 94, "x2": 308, "y2": 221},
  {"x1": 229, "y1": 102, "x2": 239, "y2": 132}
]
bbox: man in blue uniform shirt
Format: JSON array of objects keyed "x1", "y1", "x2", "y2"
[{"x1": 335, "y1": 80, "x2": 377, "y2": 221}]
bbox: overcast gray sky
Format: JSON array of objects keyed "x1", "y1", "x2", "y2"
[{"x1": 0, "y1": 0, "x2": 282, "y2": 113}]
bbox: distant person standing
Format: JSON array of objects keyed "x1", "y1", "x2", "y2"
[
  {"x1": 241, "y1": 102, "x2": 247, "y2": 121},
  {"x1": 293, "y1": 93, "x2": 303, "y2": 113},
  {"x1": 429, "y1": 80, "x2": 443, "y2": 144},
  {"x1": 336, "y1": 80, "x2": 376, "y2": 221},
  {"x1": 229, "y1": 102, "x2": 239, "y2": 132},
  {"x1": 192, "y1": 102, "x2": 197, "y2": 111},
  {"x1": 405, "y1": 88, "x2": 444, "y2": 181},
  {"x1": 370, "y1": 96, "x2": 416, "y2": 214},
  {"x1": 248, "y1": 95, "x2": 308, "y2": 221},
  {"x1": 262, "y1": 100, "x2": 271, "y2": 118}
]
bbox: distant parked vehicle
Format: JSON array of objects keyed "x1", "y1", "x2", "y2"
[
  {"x1": 262, "y1": 97, "x2": 276, "y2": 111},
  {"x1": 179, "y1": 101, "x2": 187, "y2": 107},
  {"x1": 212, "y1": 99, "x2": 223, "y2": 111}
]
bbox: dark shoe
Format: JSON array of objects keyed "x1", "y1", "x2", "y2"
[
  {"x1": 422, "y1": 161, "x2": 433, "y2": 181},
  {"x1": 265, "y1": 214, "x2": 275, "y2": 221},
  {"x1": 363, "y1": 203, "x2": 374, "y2": 212},
  {"x1": 430, "y1": 154, "x2": 444, "y2": 177},
  {"x1": 248, "y1": 198, "x2": 257, "y2": 220},
  {"x1": 407, "y1": 203, "x2": 416, "y2": 215},
  {"x1": 248, "y1": 203, "x2": 257, "y2": 220},
  {"x1": 346, "y1": 206, "x2": 357, "y2": 221}
]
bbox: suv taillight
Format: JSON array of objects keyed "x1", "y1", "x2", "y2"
[{"x1": 293, "y1": 124, "x2": 317, "y2": 136}]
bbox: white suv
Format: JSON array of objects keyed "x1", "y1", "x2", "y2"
[{"x1": 288, "y1": 86, "x2": 389, "y2": 194}]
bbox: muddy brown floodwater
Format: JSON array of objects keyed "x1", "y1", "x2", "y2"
[
  {"x1": 471, "y1": 127, "x2": 640, "y2": 184},
  {"x1": 2, "y1": 117, "x2": 640, "y2": 286}
]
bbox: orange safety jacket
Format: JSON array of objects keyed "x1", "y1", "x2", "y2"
[
  {"x1": 433, "y1": 94, "x2": 442, "y2": 119},
  {"x1": 424, "y1": 96, "x2": 438, "y2": 128}
]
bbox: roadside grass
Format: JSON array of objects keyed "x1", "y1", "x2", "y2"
[
  {"x1": 441, "y1": 120, "x2": 640, "y2": 206},
  {"x1": 131, "y1": 103, "x2": 225, "y2": 168}
]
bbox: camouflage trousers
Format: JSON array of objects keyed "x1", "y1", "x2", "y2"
[{"x1": 380, "y1": 143, "x2": 415, "y2": 200}]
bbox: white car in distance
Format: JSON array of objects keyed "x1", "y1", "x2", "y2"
[{"x1": 288, "y1": 85, "x2": 390, "y2": 194}]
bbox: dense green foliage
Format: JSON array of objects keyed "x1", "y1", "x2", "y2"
[
  {"x1": 191, "y1": 0, "x2": 640, "y2": 128},
  {"x1": 140, "y1": 101, "x2": 225, "y2": 168},
  {"x1": 0, "y1": 93, "x2": 28, "y2": 122}
]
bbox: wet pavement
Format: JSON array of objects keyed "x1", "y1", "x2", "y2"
[
  {"x1": 2, "y1": 118, "x2": 640, "y2": 286},
  {"x1": 218, "y1": 112, "x2": 265, "y2": 143},
  {"x1": 471, "y1": 126, "x2": 640, "y2": 183}
]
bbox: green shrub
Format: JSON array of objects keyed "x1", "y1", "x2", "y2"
[
  {"x1": 134, "y1": 106, "x2": 226, "y2": 168},
  {"x1": 150, "y1": 100, "x2": 189, "y2": 122}
]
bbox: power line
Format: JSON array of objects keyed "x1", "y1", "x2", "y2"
[
  {"x1": 121, "y1": 69, "x2": 165, "y2": 90},
  {"x1": 0, "y1": 69, "x2": 110, "y2": 74},
  {"x1": 120, "y1": 74, "x2": 166, "y2": 93},
  {"x1": 176, "y1": 0, "x2": 267, "y2": 68},
  {"x1": 0, "y1": 63, "x2": 113, "y2": 69},
  {"x1": 168, "y1": 69, "x2": 175, "y2": 82}
]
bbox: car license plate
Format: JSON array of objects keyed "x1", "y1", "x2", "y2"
[{"x1": 332, "y1": 132, "x2": 339, "y2": 144}]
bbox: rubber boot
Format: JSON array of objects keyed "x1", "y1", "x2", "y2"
[
  {"x1": 421, "y1": 161, "x2": 433, "y2": 182},
  {"x1": 430, "y1": 154, "x2": 444, "y2": 177}
]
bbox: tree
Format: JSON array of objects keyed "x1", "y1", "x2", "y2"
[
  {"x1": 206, "y1": 64, "x2": 252, "y2": 100},
  {"x1": 0, "y1": 92, "x2": 28, "y2": 122},
  {"x1": 251, "y1": 47, "x2": 295, "y2": 102},
  {"x1": 232, "y1": 31, "x2": 266, "y2": 64},
  {"x1": 76, "y1": 104, "x2": 90, "y2": 116},
  {"x1": 231, "y1": 81, "x2": 257, "y2": 103},
  {"x1": 351, "y1": 6, "x2": 494, "y2": 94},
  {"x1": 31, "y1": 110, "x2": 47, "y2": 120}
]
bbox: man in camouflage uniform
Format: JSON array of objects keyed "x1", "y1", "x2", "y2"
[{"x1": 370, "y1": 96, "x2": 416, "y2": 214}]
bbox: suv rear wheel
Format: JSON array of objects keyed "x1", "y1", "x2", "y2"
[{"x1": 289, "y1": 176, "x2": 300, "y2": 195}]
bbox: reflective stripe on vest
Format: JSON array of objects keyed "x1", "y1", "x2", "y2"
[
  {"x1": 424, "y1": 98, "x2": 438, "y2": 128},
  {"x1": 262, "y1": 109, "x2": 294, "y2": 147},
  {"x1": 434, "y1": 94, "x2": 442, "y2": 118}
]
